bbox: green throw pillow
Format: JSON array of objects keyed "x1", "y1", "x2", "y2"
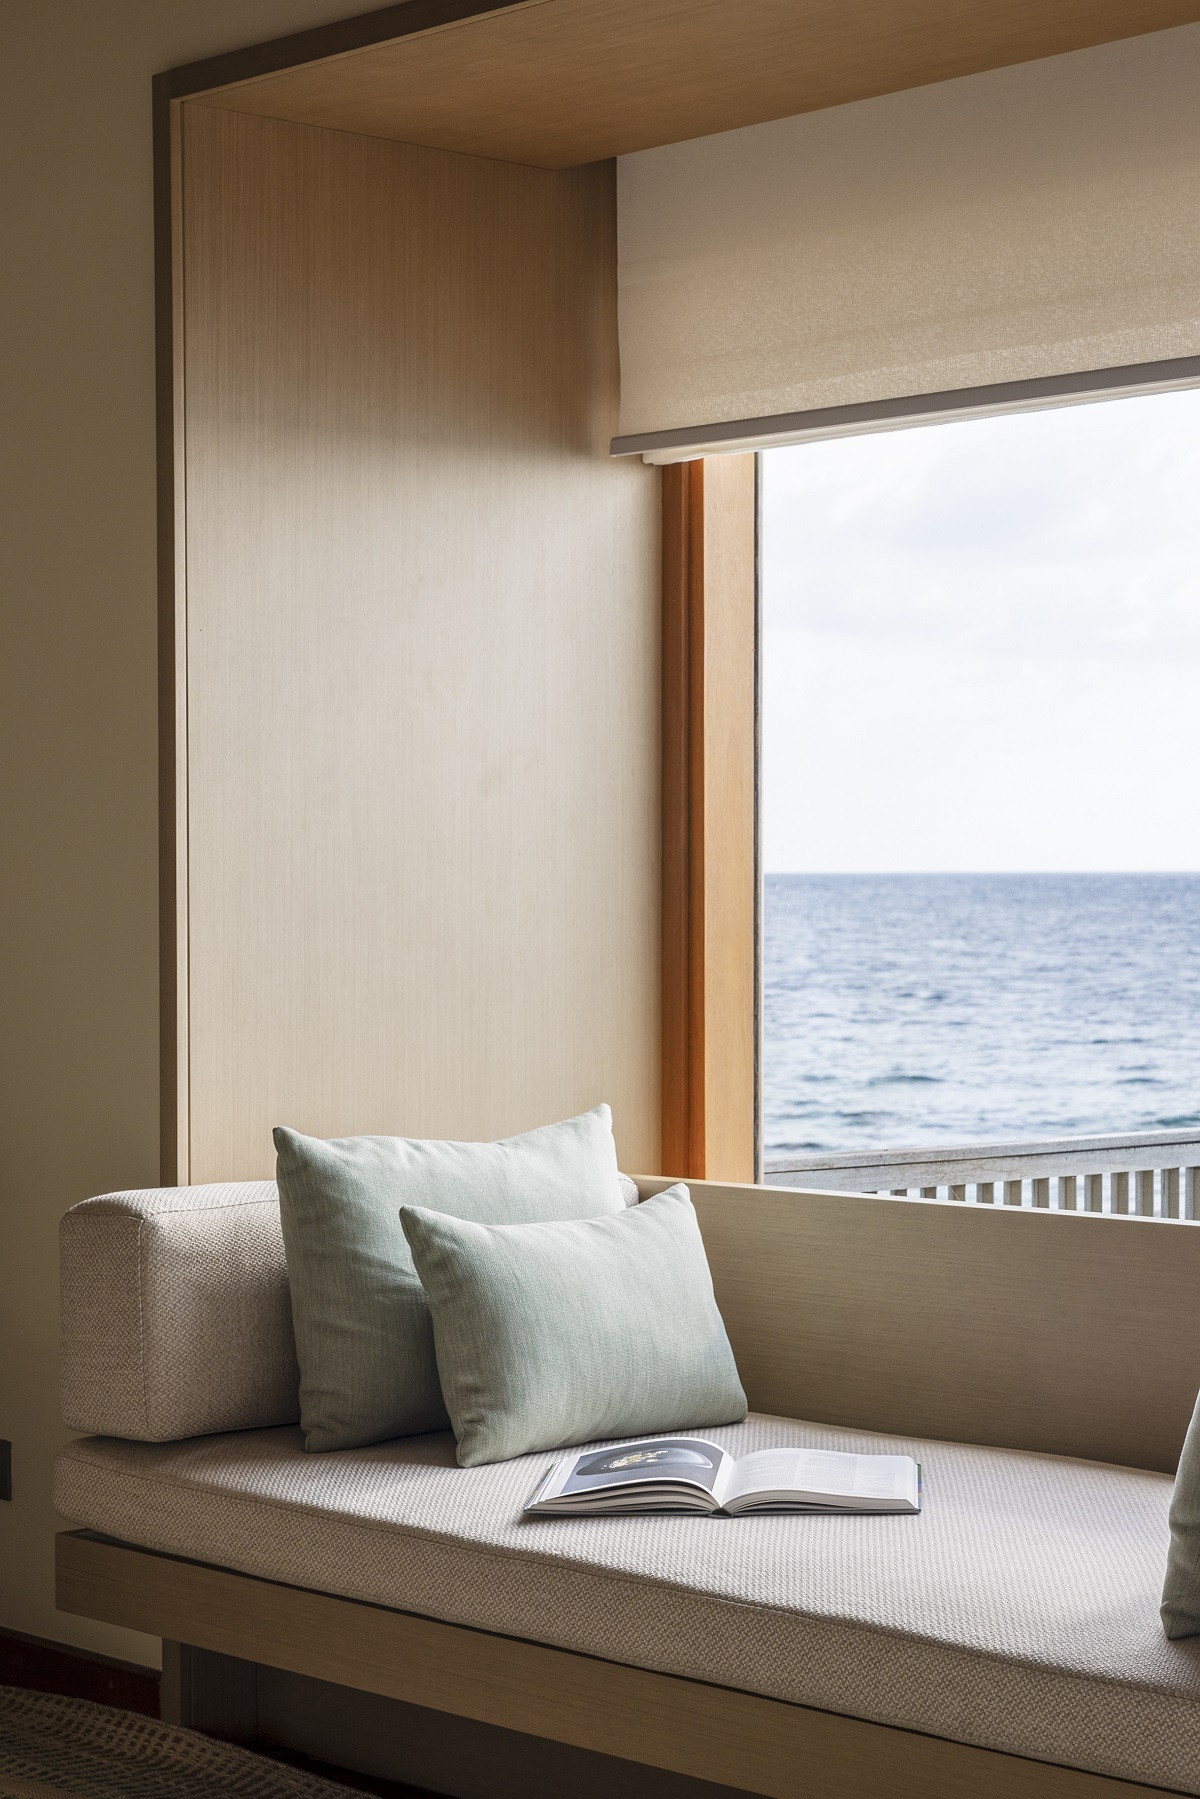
[
  {"x1": 275, "y1": 1106, "x2": 626, "y2": 1452},
  {"x1": 400, "y1": 1182, "x2": 748, "y2": 1466},
  {"x1": 1162, "y1": 1387, "x2": 1200, "y2": 1637}
]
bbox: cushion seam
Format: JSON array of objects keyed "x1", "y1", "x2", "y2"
[
  {"x1": 135, "y1": 1216, "x2": 150, "y2": 1439},
  {"x1": 77, "y1": 1191, "x2": 277, "y2": 1219}
]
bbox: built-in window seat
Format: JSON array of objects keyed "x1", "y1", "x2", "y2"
[{"x1": 54, "y1": 1176, "x2": 1200, "y2": 1798}]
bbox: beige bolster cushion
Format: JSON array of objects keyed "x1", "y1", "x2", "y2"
[
  {"x1": 60, "y1": 1182, "x2": 302, "y2": 1442},
  {"x1": 61, "y1": 1173, "x2": 641, "y2": 1443}
]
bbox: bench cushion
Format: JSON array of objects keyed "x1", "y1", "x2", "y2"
[{"x1": 54, "y1": 1413, "x2": 1200, "y2": 1792}]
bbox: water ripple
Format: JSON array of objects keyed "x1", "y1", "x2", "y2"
[{"x1": 763, "y1": 873, "x2": 1200, "y2": 1155}]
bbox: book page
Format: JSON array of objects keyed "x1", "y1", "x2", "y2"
[
  {"x1": 726, "y1": 1448, "x2": 912, "y2": 1504},
  {"x1": 539, "y1": 1438, "x2": 733, "y2": 1505}
]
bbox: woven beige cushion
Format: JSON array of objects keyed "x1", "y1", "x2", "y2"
[
  {"x1": 55, "y1": 1414, "x2": 1200, "y2": 1791},
  {"x1": 60, "y1": 1174, "x2": 640, "y2": 1442},
  {"x1": 60, "y1": 1183, "x2": 301, "y2": 1441}
]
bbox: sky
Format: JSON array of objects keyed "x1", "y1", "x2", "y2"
[{"x1": 762, "y1": 385, "x2": 1200, "y2": 873}]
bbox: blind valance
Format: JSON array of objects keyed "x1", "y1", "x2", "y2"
[{"x1": 614, "y1": 25, "x2": 1200, "y2": 462}]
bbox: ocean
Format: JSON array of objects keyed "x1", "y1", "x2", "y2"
[{"x1": 763, "y1": 873, "x2": 1200, "y2": 1159}]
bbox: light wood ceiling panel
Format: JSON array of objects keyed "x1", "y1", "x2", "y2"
[{"x1": 197, "y1": 0, "x2": 1200, "y2": 168}]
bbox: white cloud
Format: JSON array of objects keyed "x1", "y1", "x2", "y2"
[{"x1": 763, "y1": 385, "x2": 1200, "y2": 871}]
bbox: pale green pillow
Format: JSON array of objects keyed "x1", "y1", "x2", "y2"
[
  {"x1": 1162, "y1": 1387, "x2": 1200, "y2": 1637},
  {"x1": 400, "y1": 1182, "x2": 747, "y2": 1466},
  {"x1": 275, "y1": 1106, "x2": 626, "y2": 1452}
]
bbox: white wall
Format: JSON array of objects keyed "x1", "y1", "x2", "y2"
[{"x1": 0, "y1": 0, "x2": 382, "y2": 1669}]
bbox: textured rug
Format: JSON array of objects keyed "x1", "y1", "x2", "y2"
[{"x1": 0, "y1": 1687, "x2": 349, "y2": 1797}]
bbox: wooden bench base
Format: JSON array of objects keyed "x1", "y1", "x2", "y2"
[{"x1": 158, "y1": 1640, "x2": 756, "y2": 1798}]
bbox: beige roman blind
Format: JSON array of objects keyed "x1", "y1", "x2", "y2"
[{"x1": 613, "y1": 25, "x2": 1200, "y2": 462}]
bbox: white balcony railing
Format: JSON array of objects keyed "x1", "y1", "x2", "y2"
[{"x1": 764, "y1": 1130, "x2": 1200, "y2": 1218}]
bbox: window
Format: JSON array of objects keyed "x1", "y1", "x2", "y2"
[{"x1": 761, "y1": 386, "x2": 1200, "y2": 1204}]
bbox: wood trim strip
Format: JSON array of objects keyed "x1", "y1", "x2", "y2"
[
  {"x1": 660, "y1": 462, "x2": 705, "y2": 1177},
  {"x1": 153, "y1": 80, "x2": 188, "y2": 1186},
  {"x1": 661, "y1": 460, "x2": 757, "y2": 1181},
  {"x1": 686, "y1": 462, "x2": 708, "y2": 1177},
  {"x1": 160, "y1": 1, "x2": 528, "y2": 101},
  {"x1": 55, "y1": 1533, "x2": 1180, "y2": 1799},
  {"x1": 752, "y1": 453, "x2": 763, "y2": 1181},
  {"x1": 697, "y1": 454, "x2": 757, "y2": 1183}
]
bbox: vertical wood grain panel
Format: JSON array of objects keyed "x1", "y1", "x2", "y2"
[
  {"x1": 660, "y1": 461, "x2": 705, "y2": 1178},
  {"x1": 701, "y1": 454, "x2": 757, "y2": 1182},
  {"x1": 660, "y1": 456, "x2": 757, "y2": 1182},
  {"x1": 177, "y1": 104, "x2": 660, "y2": 1179}
]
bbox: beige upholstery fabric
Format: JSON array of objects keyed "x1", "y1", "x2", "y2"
[
  {"x1": 60, "y1": 1183, "x2": 302, "y2": 1442},
  {"x1": 55, "y1": 1415, "x2": 1200, "y2": 1791},
  {"x1": 60, "y1": 1176, "x2": 640, "y2": 1442}
]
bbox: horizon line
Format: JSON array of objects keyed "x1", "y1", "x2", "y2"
[{"x1": 765, "y1": 868, "x2": 1200, "y2": 877}]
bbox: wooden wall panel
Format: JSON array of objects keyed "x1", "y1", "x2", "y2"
[
  {"x1": 177, "y1": 104, "x2": 660, "y2": 1181},
  {"x1": 185, "y1": 0, "x2": 1200, "y2": 170}
]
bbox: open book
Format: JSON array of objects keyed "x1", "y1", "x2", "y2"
[{"x1": 524, "y1": 1437, "x2": 921, "y2": 1516}]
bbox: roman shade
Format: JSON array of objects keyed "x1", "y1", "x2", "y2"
[{"x1": 613, "y1": 25, "x2": 1200, "y2": 462}]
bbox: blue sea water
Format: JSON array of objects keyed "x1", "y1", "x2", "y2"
[{"x1": 763, "y1": 874, "x2": 1200, "y2": 1157}]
